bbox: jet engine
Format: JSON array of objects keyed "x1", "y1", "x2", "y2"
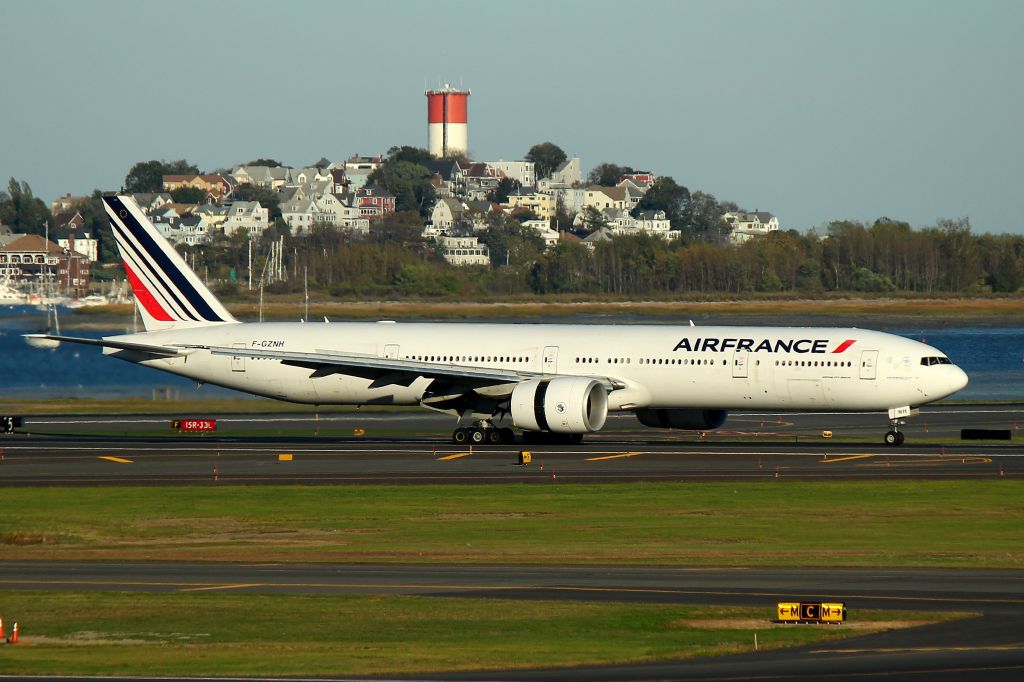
[
  {"x1": 635, "y1": 408, "x2": 728, "y2": 430},
  {"x1": 510, "y1": 377, "x2": 608, "y2": 434}
]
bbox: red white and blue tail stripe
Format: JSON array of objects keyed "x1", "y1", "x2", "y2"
[{"x1": 103, "y1": 195, "x2": 237, "y2": 331}]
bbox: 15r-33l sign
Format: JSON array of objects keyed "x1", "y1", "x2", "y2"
[{"x1": 171, "y1": 419, "x2": 217, "y2": 432}]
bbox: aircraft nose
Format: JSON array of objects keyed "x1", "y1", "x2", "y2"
[{"x1": 951, "y1": 366, "x2": 969, "y2": 393}]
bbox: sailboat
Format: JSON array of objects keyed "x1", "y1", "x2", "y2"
[
  {"x1": 0, "y1": 274, "x2": 26, "y2": 306},
  {"x1": 25, "y1": 221, "x2": 62, "y2": 349},
  {"x1": 25, "y1": 303, "x2": 60, "y2": 349}
]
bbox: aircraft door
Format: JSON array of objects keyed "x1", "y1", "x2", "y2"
[
  {"x1": 543, "y1": 346, "x2": 559, "y2": 374},
  {"x1": 859, "y1": 350, "x2": 878, "y2": 380},
  {"x1": 231, "y1": 342, "x2": 245, "y2": 372},
  {"x1": 383, "y1": 344, "x2": 400, "y2": 359},
  {"x1": 732, "y1": 351, "x2": 749, "y2": 378}
]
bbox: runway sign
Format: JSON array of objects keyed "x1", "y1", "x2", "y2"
[
  {"x1": 171, "y1": 419, "x2": 217, "y2": 432},
  {"x1": 777, "y1": 601, "x2": 846, "y2": 623},
  {"x1": 1, "y1": 416, "x2": 23, "y2": 433}
]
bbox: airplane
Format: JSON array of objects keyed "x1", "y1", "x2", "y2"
[{"x1": 28, "y1": 195, "x2": 968, "y2": 446}]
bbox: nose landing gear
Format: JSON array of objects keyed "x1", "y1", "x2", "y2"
[
  {"x1": 884, "y1": 427, "x2": 905, "y2": 446},
  {"x1": 883, "y1": 406, "x2": 917, "y2": 446}
]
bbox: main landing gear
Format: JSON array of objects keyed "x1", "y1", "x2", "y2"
[{"x1": 452, "y1": 425, "x2": 516, "y2": 445}]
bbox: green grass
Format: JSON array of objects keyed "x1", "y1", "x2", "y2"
[
  {"x1": 2, "y1": 482, "x2": 1022, "y2": 567},
  {"x1": 0, "y1": 591, "x2": 955, "y2": 676}
]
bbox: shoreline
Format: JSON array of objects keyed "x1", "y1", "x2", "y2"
[{"x1": 55, "y1": 297, "x2": 1024, "y2": 329}]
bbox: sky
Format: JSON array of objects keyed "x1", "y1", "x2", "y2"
[{"x1": 1, "y1": 0, "x2": 1021, "y2": 233}]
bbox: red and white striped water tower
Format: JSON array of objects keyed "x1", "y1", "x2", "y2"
[{"x1": 425, "y1": 84, "x2": 470, "y2": 158}]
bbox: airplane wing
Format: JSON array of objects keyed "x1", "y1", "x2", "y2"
[
  {"x1": 198, "y1": 344, "x2": 625, "y2": 395},
  {"x1": 22, "y1": 334, "x2": 190, "y2": 357}
]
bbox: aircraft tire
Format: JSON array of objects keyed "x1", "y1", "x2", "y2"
[
  {"x1": 486, "y1": 429, "x2": 503, "y2": 445},
  {"x1": 452, "y1": 428, "x2": 469, "y2": 445},
  {"x1": 884, "y1": 430, "x2": 899, "y2": 446},
  {"x1": 470, "y1": 428, "x2": 487, "y2": 445}
]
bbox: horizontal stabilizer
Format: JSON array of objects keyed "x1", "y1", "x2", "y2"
[{"x1": 22, "y1": 334, "x2": 188, "y2": 357}]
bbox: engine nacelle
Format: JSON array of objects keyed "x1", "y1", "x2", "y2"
[
  {"x1": 635, "y1": 408, "x2": 728, "y2": 430},
  {"x1": 510, "y1": 377, "x2": 608, "y2": 434}
]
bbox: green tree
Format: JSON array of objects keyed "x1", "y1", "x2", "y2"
[
  {"x1": 0, "y1": 178, "x2": 52, "y2": 235},
  {"x1": 635, "y1": 176, "x2": 690, "y2": 227},
  {"x1": 124, "y1": 159, "x2": 199, "y2": 193},
  {"x1": 170, "y1": 186, "x2": 206, "y2": 204},
  {"x1": 587, "y1": 162, "x2": 634, "y2": 186},
  {"x1": 487, "y1": 176, "x2": 521, "y2": 204},
  {"x1": 479, "y1": 219, "x2": 545, "y2": 268},
  {"x1": 385, "y1": 146, "x2": 434, "y2": 165},
  {"x1": 525, "y1": 142, "x2": 567, "y2": 179},
  {"x1": 369, "y1": 160, "x2": 436, "y2": 216},
  {"x1": 246, "y1": 158, "x2": 283, "y2": 167}
]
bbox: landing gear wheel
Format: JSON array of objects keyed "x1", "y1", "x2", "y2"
[
  {"x1": 884, "y1": 430, "x2": 900, "y2": 446},
  {"x1": 896, "y1": 431, "x2": 905, "y2": 446},
  {"x1": 470, "y1": 428, "x2": 486, "y2": 445},
  {"x1": 452, "y1": 428, "x2": 468, "y2": 445},
  {"x1": 486, "y1": 429, "x2": 503, "y2": 445}
]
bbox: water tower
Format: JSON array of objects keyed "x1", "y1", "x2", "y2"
[{"x1": 425, "y1": 84, "x2": 470, "y2": 158}]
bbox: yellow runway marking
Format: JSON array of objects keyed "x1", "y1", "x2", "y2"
[
  {"x1": 861, "y1": 456, "x2": 992, "y2": 467},
  {"x1": 98, "y1": 456, "x2": 133, "y2": 464},
  {"x1": 437, "y1": 452, "x2": 472, "y2": 460},
  {"x1": 179, "y1": 583, "x2": 264, "y2": 593},
  {"x1": 586, "y1": 452, "x2": 642, "y2": 461},
  {"x1": 820, "y1": 454, "x2": 875, "y2": 463}
]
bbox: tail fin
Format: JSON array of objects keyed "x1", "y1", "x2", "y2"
[{"x1": 103, "y1": 195, "x2": 237, "y2": 331}]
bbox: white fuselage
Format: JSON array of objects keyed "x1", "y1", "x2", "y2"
[{"x1": 104, "y1": 321, "x2": 968, "y2": 413}]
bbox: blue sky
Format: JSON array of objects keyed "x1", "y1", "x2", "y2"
[{"x1": 1, "y1": 0, "x2": 1021, "y2": 233}]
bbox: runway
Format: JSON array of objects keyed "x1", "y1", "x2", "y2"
[
  {"x1": 1, "y1": 561, "x2": 1023, "y2": 681},
  {"x1": 2, "y1": 404, "x2": 1022, "y2": 680},
  {"x1": 0, "y1": 404, "x2": 1022, "y2": 485}
]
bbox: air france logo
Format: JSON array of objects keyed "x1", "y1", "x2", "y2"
[{"x1": 672, "y1": 338, "x2": 857, "y2": 354}]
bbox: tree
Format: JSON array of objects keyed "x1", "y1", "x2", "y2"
[
  {"x1": 478, "y1": 219, "x2": 545, "y2": 268},
  {"x1": 385, "y1": 146, "x2": 433, "y2": 165},
  {"x1": 0, "y1": 178, "x2": 52, "y2": 235},
  {"x1": 368, "y1": 160, "x2": 436, "y2": 216},
  {"x1": 124, "y1": 159, "x2": 199, "y2": 193},
  {"x1": 525, "y1": 142, "x2": 567, "y2": 179},
  {"x1": 634, "y1": 176, "x2": 690, "y2": 226},
  {"x1": 246, "y1": 158, "x2": 283, "y2": 168},
  {"x1": 588, "y1": 162, "x2": 634, "y2": 186},
  {"x1": 170, "y1": 186, "x2": 206, "y2": 204},
  {"x1": 487, "y1": 176, "x2": 520, "y2": 204}
]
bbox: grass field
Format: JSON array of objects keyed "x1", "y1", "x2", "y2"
[
  {"x1": 2, "y1": 482, "x2": 1022, "y2": 567},
  {"x1": 0, "y1": 591, "x2": 957, "y2": 676}
]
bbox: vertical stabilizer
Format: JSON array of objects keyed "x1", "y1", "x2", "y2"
[{"x1": 103, "y1": 195, "x2": 237, "y2": 331}]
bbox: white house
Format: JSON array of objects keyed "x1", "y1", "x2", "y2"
[
  {"x1": 223, "y1": 201, "x2": 270, "y2": 238},
  {"x1": 521, "y1": 218, "x2": 560, "y2": 250},
  {"x1": 486, "y1": 160, "x2": 536, "y2": 187},
  {"x1": 425, "y1": 197, "x2": 468, "y2": 237},
  {"x1": 724, "y1": 211, "x2": 780, "y2": 243},
  {"x1": 439, "y1": 235, "x2": 490, "y2": 266}
]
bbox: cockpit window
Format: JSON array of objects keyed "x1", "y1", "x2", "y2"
[{"x1": 920, "y1": 356, "x2": 952, "y2": 366}]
